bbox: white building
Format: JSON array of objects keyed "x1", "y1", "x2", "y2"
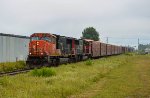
[{"x1": 0, "y1": 33, "x2": 30, "y2": 63}]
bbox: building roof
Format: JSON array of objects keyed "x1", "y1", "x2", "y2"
[{"x1": 0, "y1": 33, "x2": 30, "y2": 39}]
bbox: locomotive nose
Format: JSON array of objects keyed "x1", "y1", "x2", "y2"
[{"x1": 29, "y1": 41, "x2": 45, "y2": 56}]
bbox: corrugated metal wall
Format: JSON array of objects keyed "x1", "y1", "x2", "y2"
[{"x1": 0, "y1": 33, "x2": 30, "y2": 63}]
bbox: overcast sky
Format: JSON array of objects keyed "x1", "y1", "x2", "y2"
[{"x1": 0, "y1": 0, "x2": 150, "y2": 47}]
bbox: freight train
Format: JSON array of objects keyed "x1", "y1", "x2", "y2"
[{"x1": 26, "y1": 33, "x2": 134, "y2": 67}]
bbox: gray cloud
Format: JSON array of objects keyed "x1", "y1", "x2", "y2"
[{"x1": 0, "y1": 0, "x2": 150, "y2": 46}]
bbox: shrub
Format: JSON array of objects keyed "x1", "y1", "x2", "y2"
[
  {"x1": 30, "y1": 67, "x2": 56, "y2": 77},
  {"x1": 0, "y1": 61, "x2": 26, "y2": 72},
  {"x1": 85, "y1": 59, "x2": 93, "y2": 66},
  {"x1": 125, "y1": 52, "x2": 134, "y2": 56},
  {"x1": 15, "y1": 61, "x2": 26, "y2": 69},
  {"x1": 2, "y1": 63, "x2": 15, "y2": 72}
]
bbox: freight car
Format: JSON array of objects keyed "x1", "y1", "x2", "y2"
[
  {"x1": 92, "y1": 41, "x2": 101, "y2": 57},
  {"x1": 106, "y1": 44, "x2": 112, "y2": 56},
  {"x1": 26, "y1": 33, "x2": 133, "y2": 67},
  {"x1": 100, "y1": 42, "x2": 107, "y2": 56}
]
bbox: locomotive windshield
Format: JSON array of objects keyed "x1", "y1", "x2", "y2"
[
  {"x1": 31, "y1": 37, "x2": 51, "y2": 42},
  {"x1": 41, "y1": 37, "x2": 52, "y2": 42},
  {"x1": 41, "y1": 37, "x2": 56, "y2": 43},
  {"x1": 31, "y1": 34, "x2": 56, "y2": 43},
  {"x1": 31, "y1": 37, "x2": 39, "y2": 41},
  {"x1": 31, "y1": 33, "x2": 56, "y2": 43}
]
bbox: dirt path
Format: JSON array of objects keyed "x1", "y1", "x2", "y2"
[{"x1": 69, "y1": 55, "x2": 150, "y2": 98}]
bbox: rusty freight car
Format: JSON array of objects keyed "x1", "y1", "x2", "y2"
[
  {"x1": 100, "y1": 42, "x2": 107, "y2": 56},
  {"x1": 111, "y1": 45, "x2": 115, "y2": 55},
  {"x1": 91, "y1": 41, "x2": 101, "y2": 57},
  {"x1": 106, "y1": 44, "x2": 112, "y2": 56}
]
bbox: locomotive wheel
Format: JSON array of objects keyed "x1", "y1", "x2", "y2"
[{"x1": 43, "y1": 62, "x2": 50, "y2": 67}]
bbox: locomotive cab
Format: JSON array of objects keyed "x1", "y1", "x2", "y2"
[
  {"x1": 29, "y1": 33, "x2": 57, "y2": 56},
  {"x1": 27, "y1": 33, "x2": 59, "y2": 66}
]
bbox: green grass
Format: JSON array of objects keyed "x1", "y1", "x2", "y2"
[
  {"x1": 85, "y1": 59, "x2": 93, "y2": 66},
  {"x1": 0, "y1": 54, "x2": 150, "y2": 98},
  {"x1": 30, "y1": 67, "x2": 56, "y2": 77},
  {"x1": 0, "y1": 61, "x2": 26, "y2": 72},
  {"x1": 92, "y1": 55, "x2": 150, "y2": 98}
]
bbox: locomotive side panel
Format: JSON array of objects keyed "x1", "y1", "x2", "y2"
[{"x1": 75, "y1": 39, "x2": 83, "y2": 55}]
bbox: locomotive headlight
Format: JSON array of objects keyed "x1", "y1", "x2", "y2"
[
  {"x1": 41, "y1": 53, "x2": 43, "y2": 55},
  {"x1": 37, "y1": 42, "x2": 39, "y2": 45},
  {"x1": 30, "y1": 53, "x2": 32, "y2": 55}
]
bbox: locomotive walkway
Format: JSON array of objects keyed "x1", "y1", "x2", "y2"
[{"x1": 69, "y1": 55, "x2": 150, "y2": 98}]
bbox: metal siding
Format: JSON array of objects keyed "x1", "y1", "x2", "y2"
[
  {"x1": 0, "y1": 34, "x2": 30, "y2": 63},
  {"x1": 3, "y1": 36, "x2": 7, "y2": 62},
  {"x1": 18, "y1": 38, "x2": 22, "y2": 60},
  {"x1": 0, "y1": 36, "x2": 3, "y2": 62},
  {"x1": 14, "y1": 38, "x2": 18, "y2": 61},
  {"x1": 10, "y1": 37, "x2": 15, "y2": 61},
  {"x1": 24, "y1": 38, "x2": 29, "y2": 61},
  {"x1": 16, "y1": 37, "x2": 29, "y2": 61}
]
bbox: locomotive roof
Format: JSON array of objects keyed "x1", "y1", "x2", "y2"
[
  {"x1": 31, "y1": 33, "x2": 56, "y2": 38},
  {"x1": 53, "y1": 34, "x2": 78, "y2": 40}
]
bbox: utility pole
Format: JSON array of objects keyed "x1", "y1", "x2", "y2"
[
  {"x1": 138, "y1": 38, "x2": 140, "y2": 54},
  {"x1": 106, "y1": 37, "x2": 108, "y2": 44},
  {"x1": 138, "y1": 38, "x2": 140, "y2": 50}
]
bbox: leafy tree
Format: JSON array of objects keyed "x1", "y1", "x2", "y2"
[
  {"x1": 139, "y1": 44, "x2": 150, "y2": 51},
  {"x1": 82, "y1": 27, "x2": 99, "y2": 41}
]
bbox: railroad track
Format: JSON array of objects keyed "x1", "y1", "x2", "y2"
[{"x1": 0, "y1": 69, "x2": 32, "y2": 77}]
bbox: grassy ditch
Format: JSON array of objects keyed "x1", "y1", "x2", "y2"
[
  {"x1": 0, "y1": 55, "x2": 129, "y2": 98},
  {"x1": 0, "y1": 61, "x2": 26, "y2": 72}
]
